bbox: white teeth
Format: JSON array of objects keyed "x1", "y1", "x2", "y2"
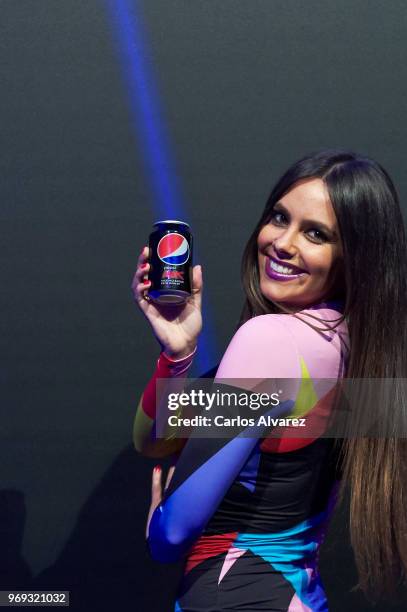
[{"x1": 269, "y1": 259, "x2": 300, "y2": 275}]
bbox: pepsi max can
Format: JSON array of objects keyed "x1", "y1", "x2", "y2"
[{"x1": 148, "y1": 220, "x2": 193, "y2": 304}]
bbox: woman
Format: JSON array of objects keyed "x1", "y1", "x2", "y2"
[{"x1": 132, "y1": 149, "x2": 407, "y2": 611}]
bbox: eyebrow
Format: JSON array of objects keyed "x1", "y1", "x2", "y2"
[{"x1": 274, "y1": 201, "x2": 338, "y2": 238}]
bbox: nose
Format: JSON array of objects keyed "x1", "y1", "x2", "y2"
[{"x1": 273, "y1": 228, "x2": 298, "y2": 259}]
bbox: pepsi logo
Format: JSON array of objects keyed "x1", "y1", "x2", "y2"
[{"x1": 157, "y1": 233, "x2": 189, "y2": 266}]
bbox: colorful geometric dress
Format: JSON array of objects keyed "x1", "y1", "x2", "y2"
[{"x1": 144, "y1": 301, "x2": 349, "y2": 611}]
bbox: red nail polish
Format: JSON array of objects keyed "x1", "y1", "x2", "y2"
[
  {"x1": 154, "y1": 465, "x2": 161, "y2": 472},
  {"x1": 143, "y1": 279, "x2": 150, "y2": 285},
  {"x1": 141, "y1": 263, "x2": 148, "y2": 269}
]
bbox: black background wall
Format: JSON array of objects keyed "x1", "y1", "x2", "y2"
[{"x1": 2, "y1": 1, "x2": 407, "y2": 610}]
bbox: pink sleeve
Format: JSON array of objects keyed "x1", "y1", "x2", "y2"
[
  {"x1": 214, "y1": 315, "x2": 335, "y2": 454},
  {"x1": 215, "y1": 315, "x2": 301, "y2": 380},
  {"x1": 215, "y1": 316, "x2": 302, "y2": 433},
  {"x1": 141, "y1": 348, "x2": 196, "y2": 419}
]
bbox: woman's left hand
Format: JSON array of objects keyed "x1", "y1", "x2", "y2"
[{"x1": 145, "y1": 465, "x2": 175, "y2": 538}]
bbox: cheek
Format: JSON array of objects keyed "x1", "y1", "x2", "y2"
[
  {"x1": 257, "y1": 226, "x2": 273, "y2": 249},
  {"x1": 308, "y1": 250, "x2": 338, "y2": 279},
  {"x1": 257, "y1": 231, "x2": 265, "y2": 250}
]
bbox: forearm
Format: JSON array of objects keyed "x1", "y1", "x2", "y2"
[
  {"x1": 133, "y1": 398, "x2": 186, "y2": 458},
  {"x1": 133, "y1": 348, "x2": 196, "y2": 457},
  {"x1": 147, "y1": 399, "x2": 294, "y2": 561},
  {"x1": 147, "y1": 435, "x2": 262, "y2": 561}
]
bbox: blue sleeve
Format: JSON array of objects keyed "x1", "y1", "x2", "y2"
[{"x1": 147, "y1": 399, "x2": 294, "y2": 562}]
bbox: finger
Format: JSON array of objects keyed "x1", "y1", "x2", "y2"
[
  {"x1": 151, "y1": 465, "x2": 162, "y2": 505},
  {"x1": 132, "y1": 260, "x2": 150, "y2": 285},
  {"x1": 189, "y1": 265, "x2": 203, "y2": 310},
  {"x1": 164, "y1": 465, "x2": 176, "y2": 492},
  {"x1": 132, "y1": 246, "x2": 151, "y2": 286},
  {"x1": 145, "y1": 465, "x2": 163, "y2": 539},
  {"x1": 137, "y1": 245, "x2": 150, "y2": 265},
  {"x1": 132, "y1": 279, "x2": 152, "y2": 307}
]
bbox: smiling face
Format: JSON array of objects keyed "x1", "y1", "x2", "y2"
[{"x1": 257, "y1": 178, "x2": 344, "y2": 308}]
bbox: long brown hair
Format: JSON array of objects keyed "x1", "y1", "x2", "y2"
[{"x1": 238, "y1": 149, "x2": 407, "y2": 602}]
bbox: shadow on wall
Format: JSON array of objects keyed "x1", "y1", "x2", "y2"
[
  {"x1": 32, "y1": 445, "x2": 183, "y2": 612},
  {"x1": 0, "y1": 490, "x2": 32, "y2": 589}
]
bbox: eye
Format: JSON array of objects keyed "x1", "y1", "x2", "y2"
[
  {"x1": 307, "y1": 229, "x2": 327, "y2": 243},
  {"x1": 269, "y1": 211, "x2": 287, "y2": 225}
]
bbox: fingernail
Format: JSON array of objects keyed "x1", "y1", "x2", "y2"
[
  {"x1": 141, "y1": 263, "x2": 149, "y2": 269},
  {"x1": 154, "y1": 465, "x2": 161, "y2": 472},
  {"x1": 143, "y1": 279, "x2": 150, "y2": 285}
]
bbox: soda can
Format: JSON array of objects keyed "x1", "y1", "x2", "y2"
[{"x1": 147, "y1": 220, "x2": 193, "y2": 305}]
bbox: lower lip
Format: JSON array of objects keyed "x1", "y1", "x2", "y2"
[{"x1": 265, "y1": 259, "x2": 308, "y2": 282}]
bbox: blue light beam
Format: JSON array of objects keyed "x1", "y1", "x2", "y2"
[{"x1": 105, "y1": 0, "x2": 218, "y2": 374}]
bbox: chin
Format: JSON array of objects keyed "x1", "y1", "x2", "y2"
[
  {"x1": 259, "y1": 284, "x2": 295, "y2": 305},
  {"x1": 259, "y1": 279, "x2": 321, "y2": 308},
  {"x1": 260, "y1": 277, "x2": 296, "y2": 298}
]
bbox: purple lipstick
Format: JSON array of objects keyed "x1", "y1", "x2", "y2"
[{"x1": 265, "y1": 255, "x2": 308, "y2": 282}]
